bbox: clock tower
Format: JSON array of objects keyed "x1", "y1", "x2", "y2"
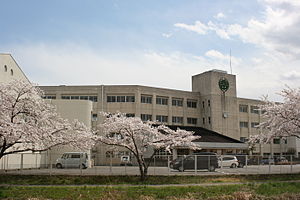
[{"x1": 192, "y1": 70, "x2": 239, "y2": 140}]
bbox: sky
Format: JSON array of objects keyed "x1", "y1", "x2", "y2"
[{"x1": 1, "y1": 0, "x2": 300, "y2": 101}]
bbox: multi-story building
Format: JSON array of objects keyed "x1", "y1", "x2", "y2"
[
  {"x1": 2, "y1": 54, "x2": 300, "y2": 167},
  {"x1": 40, "y1": 69, "x2": 299, "y2": 164}
]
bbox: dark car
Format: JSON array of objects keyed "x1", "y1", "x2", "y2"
[
  {"x1": 170, "y1": 152, "x2": 218, "y2": 172},
  {"x1": 260, "y1": 157, "x2": 275, "y2": 165}
]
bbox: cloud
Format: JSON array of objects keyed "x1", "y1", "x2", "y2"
[
  {"x1": 175, "y1": 0, "x2": 300, "y2": 59},
  {"x1": 205, "y1": 50, "x2": 241, "y2": 66},
  {"x1": 281, "y1": 71, "x2": 300, "y2": 80},
  {"x1": 3, "y1": 43, "x2": 219, "y2": 91},
  {"x1": 174, "y1": 21, "x2": 230, "y2": 39},
  {"x1": 174, "y1": 21, "x2": 208, "y2": 35},
  {"x1": 162, "y1": 33, "x2": 173, "y2": 38},
  {"x1": 214, "y1": 12, "x2": 226, "y2": 19}
]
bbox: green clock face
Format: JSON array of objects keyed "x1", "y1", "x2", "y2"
[{"x1": 219, "y1": 77, "x2": 229, "y2": 92}]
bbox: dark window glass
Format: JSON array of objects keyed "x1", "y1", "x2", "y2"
[
  {"x1": 187, "y1": 117, "x2": 197, "y2": 125},
  {"x1": 239, "y1": 105, "x2": 248, "y2": 113},
  {"x1": 141, "y1": 95, "x2": 152, "y2": 104}
]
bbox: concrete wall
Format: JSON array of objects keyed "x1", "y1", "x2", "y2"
[{"x1": 0, "y1": 53, "x2": 29, "y2": 84}]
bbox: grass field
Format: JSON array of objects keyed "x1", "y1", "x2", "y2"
[
  {"x1": 1, "y1": 173, "x2": 300, "y2": 185},
  {"x1": 1, "y1": 174, "x2": 300, "y2": 199}
]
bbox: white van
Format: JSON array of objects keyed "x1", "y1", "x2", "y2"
[{"x1": 55, "y1": 152, "x2": 89, "y2": 169}]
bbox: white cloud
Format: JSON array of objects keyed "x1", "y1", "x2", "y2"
[
  {"x1": 214, "y1": 12, "x2": 226, "y2": 19},
  {"x1": 162, "y1": 33, "x2": 173, "y2": 38},
  {"x1": 174, "y1": 21, "x2": 208, "y2": 35},
  {"x1": 175, "y1": 0, "x2": 300, "y2": 59},
  {"x1": 281, "y1": 71, "x2": 300, "y2": 80},
  {"x1": 205, "y1": 49, "x2": 241, "y2": 66},
  {"x1": 3, "y1": 42, "x2": 298, "y2": 101},
  {"x1": 3, "y1": 43, "x2": 218, "y2": 91}
]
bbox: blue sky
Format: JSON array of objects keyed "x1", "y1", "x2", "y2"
[{"x1": 1, "y1": 0, "x2": 300, "y2": 101}]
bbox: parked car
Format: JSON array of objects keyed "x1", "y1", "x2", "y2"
[
  {"x1": 260, "y1": 157, "x2": 275, "y2": 165},
  {"x1": 170, "y1": 152, "x2": 218, "y2": 172},
  {"x1": 120, "y1": 155, "x2": 133, "y2": 166},
  {"x1": 218, "y1": 155, "x2": 239, "y2": 168},
  {"x1": 55, "y1": 152, "x2": 89, "y2": 169},
  {"x1": 225, "y1": 154, "x2": 247, "y2": 168},
  {"x1": 275, "y1": 157, "x2": 289, "y2": 165}
]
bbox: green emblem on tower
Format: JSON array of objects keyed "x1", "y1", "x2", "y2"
[{"x1": 218, "y1": 77, "x2": 229, "y2": 92}]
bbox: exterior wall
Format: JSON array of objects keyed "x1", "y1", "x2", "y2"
[
  {"x1": 192, "y1": 70, "x2": 239, "y2": 139},
  {"x1": 47, "y1": 100, "x2": 93, "y2": 166},
  {"x1": 0, "y1": 54, "x2": 33, "y2": 169},
  {"x1": 0, "y1": 53, "x2": 30, "y2": 84}
]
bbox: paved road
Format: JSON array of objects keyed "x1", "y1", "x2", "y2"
[{"x1": 1, "y1": 164, "x2": 300, "y2": 176}]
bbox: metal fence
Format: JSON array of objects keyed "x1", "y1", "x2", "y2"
[{"x1": 1, "y1": 153, "x2": 300, "y2": 176}]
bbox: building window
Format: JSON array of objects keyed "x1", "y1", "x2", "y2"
[
  {"x1": 250, "y1": 106, "x2": 259, "y2": 114},
  {"x1": 202, "y1": 117, "x2": 205, "y2": 125},
  {"x1": 240, "y1": 137, "x2": 248, "y2": 142},
  {"x1": 4, "y1": 65, "x2": 7, "y2": 72},
  {"x1": 61, "y1": 95, "x2": 97, "y2": 102},
  {"x1": 273, "y1": 138, "x2": 280, "y2": 144},
  {"x1": 88, "y1": 96, "x2": 98, "y2": 102},
  {"x1": 126, "y1": 96, "x2": 135, "y2": 102},
  {"x1": 172, "y1": 116, "x2": 183, "y2": 124},
  {"x1": 202, "y1": 101, "x2": 205, "y2": 108},
  {"x1": 208, "y1": 100, "x2": 211, "y2": 107},
  {"x1": 156, "y1": 96, "x2": 168, "y2": 105},
  {"x1": 156, "y1": 115, "x2": 168, "y2": 123},
  {"x1": 239, "y1": 104, "x2": 248, "y2": 113},
  {"x1": 107, "y1": 95, "x2": 135, "y2": 103},
  {"x1": 80, "y1": 96, "x2": 88, "y2": 100},
  {"x1": 240, "y1": 121, "x2": 249, "y2": 128},
  {"x1": 141, "y1": 114, "x2": 152, "y2": 121},
  {"x1": 141, "y1": 95, "x2": 152, "y2": 104},
  {"x1": 92, "y1": 114, "x2": 98, "y2": 121},
  {"x1": 187, "y1": 117, "x2": 197, "y2": 125},
  {"x1": 187, "y1": 100, "x2": 197, "y2": 108},
  {"x1": 42, "y1": 95, "x2": 56, "y2": 100},
  {"x1": 10, "y1": 69, "x2": 13, "y2": 76},
  {"x1": 71, "y1": 96, "x2": 79, "y2": 100},
  {"x1": 61, "y1": 95, "x2": 71, "y2": 100},
  {"x1": 208, "y1": 117, "x2": 211, "y2": 124},
  {"x1": 251, "y1": 122, "x2": 259, "y2": 128},
  {"x1": 172, "y1": 98, "x2": 183, "y2": 107},
  {"x1": 126, "y1": 113, "x2": 135, "y2": 117}
]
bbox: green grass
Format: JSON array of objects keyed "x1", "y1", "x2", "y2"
[
  {"x1": 1, "y1": 174, "x2": 300, "y2": 185},
  {"x1": 1, "y1": 183, "x2": 300, "y2": 199}
]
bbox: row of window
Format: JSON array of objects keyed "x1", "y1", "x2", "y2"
[
  {"x1": 43, "y1": 93, "x2": 200, "y2": 109},
  {"x1": 141, "y1": 95, "x2": 198, "y2": 108},
  {"x1": 107, "y1": 95, "x2": 135, "y2": 103},
  {"x1": 239, "y1": 105, "x2": 259, "y2": 114},
  {"x1": 240, "y1": 137, "x2": 287, "y2": 144},
  {"x1": 92, "y1": 113, "x2": 211, "y2": 125},
  {"x1": 61, "y1": 95, "x2": 98, "y2": 102},
  {"x1": 3, "y1": 65, "x2": 13, "y2": 76},
  {"x1": 239, "y1": 121, "x2": 259, "y2": 128}
]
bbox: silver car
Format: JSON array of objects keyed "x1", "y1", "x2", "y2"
[
  {"x1": 55, "y1": 152, "x2": 89, "y2": 169},
  {"x1": 218, "y1": 155, "x2": 239, "y2": 168}
]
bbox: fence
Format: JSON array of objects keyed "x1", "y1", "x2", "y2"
[{"x1": 1, "y1": 153, "x2": 300, "y2": 176}]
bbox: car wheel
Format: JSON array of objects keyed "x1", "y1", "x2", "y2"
[
  {"x1": 178, "y1": 166, "x2": 184, "y2": 172},
  {"x1": 238, "y1": 163, "x2": 244, "y2": 168},
  {"x1": 230, "y1": 163, "x2": 237, "y2": 168},
  {"x1": 56, "y1": 163, "x2": 62, "y2": 169},
  {"x1": 208, "y1": 165, "x2": 216, "y2": 172}
]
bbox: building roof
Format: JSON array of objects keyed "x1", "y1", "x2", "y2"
[{"x1": 167, "y1": 125, "x2": 244, "y2": 144}]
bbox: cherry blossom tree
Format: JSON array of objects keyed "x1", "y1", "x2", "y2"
[
  {"x1": 249, "y1": 87, "x2": 300, "y2": 145},
  {"x1": 0, "y1": 80, "x2": 95, "y2": 159},
  {"x1": 98, "y1": 112, "x2": 200, "y2": 180}
]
